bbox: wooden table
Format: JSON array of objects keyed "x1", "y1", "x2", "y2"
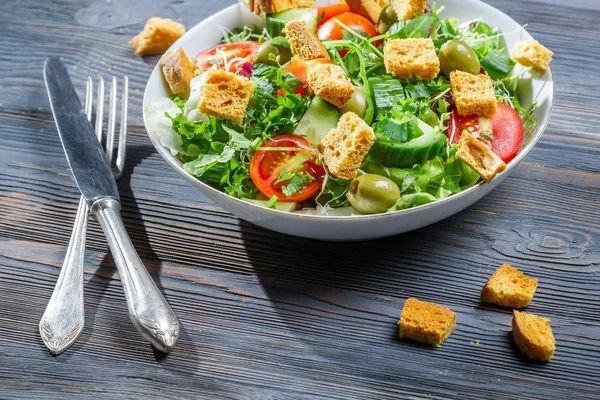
[{"x1": 1, "y1": 0, "x2": 599, "y2": 398}]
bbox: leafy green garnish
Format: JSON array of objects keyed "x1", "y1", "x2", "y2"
[
  {"x1": 374, "y1": 118, "x2": 424, "y2": 143},
  {"x1": 275, "y1": 171, "x2": 316, "y2": 196}
]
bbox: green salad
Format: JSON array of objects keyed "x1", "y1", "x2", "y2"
[{"x1": 149, "y1": 1, "x2": 543, "y2": 215}]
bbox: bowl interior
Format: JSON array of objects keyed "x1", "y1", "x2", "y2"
[{"x1": 142, "y1": 0, "x2": 554, "y2": 220}]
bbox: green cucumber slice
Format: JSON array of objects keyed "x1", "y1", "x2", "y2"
[
  {"x1": 295, "y1": 96, "x2": 340, "y2": 146},
  {"x1": 241, "y1": 199, "x2": 298, "y2": 212},
  {"x1": 266, "y1": 8, "x2": 318, "y2": 37},
  {"x1": 368, "y1": 121, "x2": 448, "y2": 168}
]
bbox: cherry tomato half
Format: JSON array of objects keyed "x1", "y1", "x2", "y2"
[
  {"x1": 447, "y1": 102, "x2": 524, "y2": 163},
  {"x1": 196, "y1": 41, "x2": 260, "y2": 73},
  {"x1": 317, "y1": 3, "x2": 351, "y2": 27},
  {"x1": 250, "y1": 134, "x2": 326, "y2": 202},
  {"x1": 318, "y1": 12, "x2": 382, "y2": 52},
  {"x1": 281, "y1": 58, "x2": 333, "y2": 96}
]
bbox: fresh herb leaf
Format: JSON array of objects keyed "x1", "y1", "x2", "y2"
[
  {"x1": 374, "y1": 118, "x2": 424, "y2": 143},
  {"x1": 316, "y1": 176, "x2": 351, "y2": 208},
  {"x1": 388, "y1": 14, "x2": 438, "y2": 39},
  {"x1": 481, "y1": 50, "x2": 515, "y2": 79},
  {"x1": 369, "y1": 76, "x2": 406, "y2": 117},
  {"x1": 275, "y1": 171, "x2": 316, "y2": 197}
]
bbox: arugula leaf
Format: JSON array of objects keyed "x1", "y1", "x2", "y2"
[
  {"x1": 275, "y1": 171, "x2": 316, "y2": 197},
  {"x1": 316, "y1": 177, "x2": 351, "y2": 208},
  {"x1": 388, "y1": 14, "x2": 438, "y2": 39}
]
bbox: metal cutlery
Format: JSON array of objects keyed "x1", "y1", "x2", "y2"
[{"x1": 41, "y1": 57, "x2": 179, "y2": 354}]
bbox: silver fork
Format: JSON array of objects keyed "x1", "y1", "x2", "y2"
[{"x1": 40, "y1": 77, "x2": 179, "y2": 354}]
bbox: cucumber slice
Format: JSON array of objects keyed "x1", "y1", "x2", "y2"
[
  {"x1": 241, "y1": 198, "x2": 298, "y2": 212},
  {"x1": 368, "y1": 121, "x2": 448, "y2": 168},
  {"x1": 295, "y1": 96, "x2": 340, "y2": 146},
  {"x1": 266, "y1": 8, "x2": 318, "y2": 37}
]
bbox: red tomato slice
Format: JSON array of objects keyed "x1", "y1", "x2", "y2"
[
  {"x1": 447, "y1": 102, "x2": 524, "y2": 163},
  {"x1": 196, "y1": 41, "x2": 259, "y2": 73},
  {"x1": 250, "y1": 134, "x2": 325, "y2": 202},
  {"x1": 318, "y1": 12, "x2": 382, "y2": 52},
  {"x1": 281, "y1": 58, "x2": 333, "y2": 96},
  {"x1": 317, "y1": 3, "x2": 351, "y2": 27}
]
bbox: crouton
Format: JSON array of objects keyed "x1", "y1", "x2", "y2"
[
  {"x1": 450, "y1": 71, "x2": 497, "y2": 116},
  {"x1": 512, "y1": 310, "x2": 555, "y2": 362},
  {"x1": 346, "y1": 0, "x2": 386, "y2": 24},
  {"x1": 384, "y1": 38, "x2": 440, "y2": 80},
  {"x1": 457, "y1": 131, "x2": 506, "y2": 183},
  {"x1": 393, "y1": 0, "x2": 428, "y2": 22},
  {"x1": 512, "y1": 40, "x2": 553, "y2": 71},
  {"x1": 198, "y1": 70, "x2": 255, "y2": 125},
  {"x1": 481, "y1": 264, "x2": 538, "y2": 308},
  {"x1": 286, "y1": 21, "x2": 330, "y2": 61},
  {"x1": 307, "y1": 64, "x2": 354, "y2": 108},
  {"x1": 160, "y1": 48, "x2": 196, "y2": 99},
  {"x1": 248, "y1": 0, "x2": 315, "y2": 14},
  {"x1": 318, "y1": 112, "x2": 375, "y2": 180},
  {"x1": 129, "y1": 17, "x2": 185, "y2": 56},
  {"x1": 398, "y1": 298, "x2": 456, "y2": 347}
]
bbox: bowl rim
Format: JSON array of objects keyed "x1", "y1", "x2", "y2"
[{"x1": 142, "y1": 0, "x2": 555, "y2": 221}]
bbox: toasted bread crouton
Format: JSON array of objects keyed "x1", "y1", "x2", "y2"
[
  {"x1": 346, "y1": 0, "x2": 386, "y2": 24},
  {"x1": 512, "y1": 310, "x2": 555, "y2": 361},
  {"x1": 457, "y1": 131, "x2": 506, "y2": 183},
  {"x1": 198, "y1": 70, "x2": 255, "y2": 125},
  {"x1": 307, "y1": 64, "x2": 354, "y2": 108},
  {"x1": 129, "y1": 17, "x2": 185, "y2": 55},
  {"x1": 450, "y1": 71, "x2": 497, "y2": 116},
  {"x1": 248, "y1": 0, "x2": 315, "y2": 14},
  {"x1": 286, "y1": 21, "x2": 330, "y2": 61},
  {"x1": 481, "y1": 264, "x2": 538, "y2": 308},
  {"x1": 318, "y1": 113, "x2": 375, "y2": 180},
  {"x1": 160, "y1": 48, "x2": 196, "y2": 99},
  {"x1": 512, "y1": 40, "x2": 553, "y2": 71},
  {"x1": 398, "y1": 298, "x2": 456, "y2": 347},
  {"x1": 384, "y1": 38, "x2": 440, "y2": 80},
  {"x1": 393, "y1": 0, "x2": 428, "y2": 22}
]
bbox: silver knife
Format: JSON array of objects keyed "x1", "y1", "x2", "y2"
[{"x1": 44, "y1": 57, "x2": 179, "y2": 353}]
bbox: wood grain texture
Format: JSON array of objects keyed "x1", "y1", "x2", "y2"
[{"x1": 1, "y1": 0, "x2": 599, "y2": 399}]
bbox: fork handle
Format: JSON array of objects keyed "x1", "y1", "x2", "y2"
[
  {"x1": 39, "y1": 196, "x2": 87, "y2": 355},
  {"x1": 90, "y1": 197, "x2": 179, "y2": 353}
]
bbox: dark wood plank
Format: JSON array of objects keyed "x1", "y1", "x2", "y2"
[{"x1": 1, "y1": 0, "x2": 599, "y2": 399}]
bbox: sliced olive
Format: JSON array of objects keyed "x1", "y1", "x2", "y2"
[
  {"x1": 377, "y1": 5, "x2": 399, "y2": 34},
  {"x1": 338, "y1": 87, "x2": 367, "y2": 119},
  {"x1": 347, "y1": 174, "x2": 401, "y2": 214},
  {"x1": 254, "y1": 40, "x2": 292, "y2": 66},
  {"x1": 439, "y1": 40, "x2": 481, "y2": 77}
]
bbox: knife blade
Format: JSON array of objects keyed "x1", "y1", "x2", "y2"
[{"x1": 44, "y1": 57, "x2": 119, "y2": 204}]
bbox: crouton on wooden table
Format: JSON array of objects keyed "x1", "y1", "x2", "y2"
[
  {"x1": 512, "y1": 40, "x2": 553, "y2": 71},
  {"x1": 198, "y1": 70, "x2": 255, "y2": 125},
  {"x1": 456, "y1": 131, "x2": 506, "y2": 183},
  {"x1": 512, "y1": 310, "x2": 555, "y2": 362},
  {"x1": 393, "y1": 0, "x2": 428, "y2": 22},
  {"x1": 249, "y1": 0, "x2": 315, "y2": 14},
  {"x1": 450, "y1": 70, "x2": 497, "y2": 116},
  {"x1": 318, "y1": 112, "x2": 375, "y2": 180},
  {"x1": 285, "y1": 21, "x2": 330, "y2": 61},
  {"x1": 384, "y1": 38, "x2": 440, "y2": 80},
  {"x1": 307, "y1": 64, "x2": 354, "y2": 108},
  {"x1": 398, "y1": 298, "x2": 456, "y2": 347},
  {"x1": 481, "y1": 264, "x2": 538, "y2": 308},
  {"x1": 130, "y1": 17, "x2": 185, "y2": 56},
  {"x1": 346, "y1": 0, "x2": 386, "y2": 24},
  {"x1": 160, "y1": 47, "x2": 196, "y2": 99}
]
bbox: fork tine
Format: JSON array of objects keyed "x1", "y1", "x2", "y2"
[
  {"x1": 115, "y1": 76, "x2": 129, "y2": 179},
  {"x1": 106, "y1": 77, "x2": 118, "y2": 165},
  {"x1": 95, "y1": 77, "x2": 105, "y2": 142},
  {"x1": 85, "y1": 77, "x2": 93, "y2": 121}
]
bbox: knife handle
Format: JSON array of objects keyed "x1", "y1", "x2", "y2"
[
  {"x1": 90, "y1": 197, "x2": 179, "y2": 353},
  {"x1": 39, "y1": 196, "x2": 87, "y2": 355}
]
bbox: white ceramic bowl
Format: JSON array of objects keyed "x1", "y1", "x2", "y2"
[{"x1": 143, "y1": 0, "x2": 554, "y2": 241}]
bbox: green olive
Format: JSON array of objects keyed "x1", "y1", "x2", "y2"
[
  {"x1": 338, "y1": 87, "x2": 367, "y2": 119},
  {"x1": 438, "y1": 40, "x2": 481, "y2": 77},
  {"x1": 347, "y1": 174, "x2": 401, "y2": 214},
  {"x1": 377, "y1": 5, "x2": 399, "y2": 34},
  {"x1": 254, "y1": 40, "x2": 292, "y2": 66}
]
